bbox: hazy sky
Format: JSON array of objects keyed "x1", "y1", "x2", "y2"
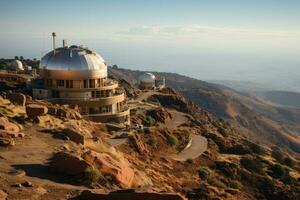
[{"x1": 1, "y1": 0, "x2": 300, "y2": 86}]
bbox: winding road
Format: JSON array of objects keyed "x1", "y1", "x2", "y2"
[
  {"x1": 172, "y1": 134, "x2": 207, "y2": 161},
  {"x1": 107, "y1": 91, "x2": 208, "y2": 160}
]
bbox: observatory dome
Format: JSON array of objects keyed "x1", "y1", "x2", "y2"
[
  {"x1": 10, "y1": 59, "x2": 24, "y2": 71},
  {"x1": 139, "y1": 73, "x2": 156, "y2": 83},
  {"x1": 40, "y1": 45, "x2": 107, "y2": 72}
]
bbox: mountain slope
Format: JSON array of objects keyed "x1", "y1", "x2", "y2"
[{"x1": 109, "y1": 67, "x2": 300, "y2": 153}]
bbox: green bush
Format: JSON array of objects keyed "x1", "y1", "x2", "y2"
[
  {"x1": 217, "y1": 126, "x2": 228, "y2": 137},
  {"x1": 84, "y1": 167, "x2": 102, "y2": 183},
  {"x1": 269, "y1": 164, "x2": 286, "y2": 179},
  {"x1": 271, "y1": 148, "x2": 284, "y2": 162},
  {"x1": 228, "y1": 180, "x2": 243, "y2": 190},
  {"x1": 186, "y1": 158, "x2": 193, "y2": 164},
  {"x1": 208, "y1": 178, "x2": 227, "y2": 189},
  {"x1": 143, "y1": 127, "x2": 150, "y2": 134},
  {"x1": 283, "y1": 157, "x2": 295, "y2": 168},
  {"x1": 148, "y1": 136, "x2": 157, "y2": 146},
  {"x1": 166, "y1": 134, "x2": 178, "y2": 146},
  {"x1": 198, "y1": 167, "x2": 211, "y2": 180},
  {"x1": 240, "y1": 157, "x2": 263, "y2": 174},
  {"x1": 250, "y1": 143, "x2": 265, "y2": 155},
  {"x1": 144, "y1": 115, "x2": 156, "y2": 126}
]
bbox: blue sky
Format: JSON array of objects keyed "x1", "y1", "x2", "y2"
[{"x1": 1, "y1": 0, "x2": 300, "y2": 86}]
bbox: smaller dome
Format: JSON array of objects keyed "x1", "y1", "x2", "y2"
[
  {"x1": 10, "y1": 60, "x2": 24, "y2": 71},
  {"x1": 139, "y1": 73, "x2": 156, "y2": 83}
]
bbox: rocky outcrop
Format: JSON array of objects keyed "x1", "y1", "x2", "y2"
[
  {"x1": 146, "y1": 108, "x2": 172, "y2": 123},
  {"x1": 0, "y1": 189, "x2": 8, "y2": 200},
  {"x1": 56, "y1": 108, "x2": 82, "y2": 120},
  {"x1": 0, "y1": 130, "x2": 24, "y2": 138},
  {"x1": 49, "y1": 151, "x2": 90, "y2": 175},
  {"x1": 0, "y1": 137, "x2": 15, "y2": 146},
  {"x1": 82, "y1": 150, "x2": 134, "y2": 188},
  {"x1": 62, "y1": 127, "x2": 89, "y2": 145},
  {"x1": 26, "y1": 104, "x2": 48, "y2": 119},
  {"x1": 6, "y1": 93, "x2": 26, "y2": 107},
  {"x1": 0, "y1": 117, "x2": 22, "y2": 133},
  {"x1": 77, "y1": 190, "x2": 187, "y2": 200},
  {"x1": 129, "y1": 133, "x2": 149, "y2": 154}
]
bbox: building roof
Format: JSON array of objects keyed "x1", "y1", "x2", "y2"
[
  {"x1": 40, "y1": 45, "x2": 107, "y2": 71},
  {"x1": 139, "y1": 72, "x2": 156, "y2": 83}
]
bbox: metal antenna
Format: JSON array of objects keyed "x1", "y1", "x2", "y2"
[{"x1": 52, "y1": 32, "x2": 56, "y2": 55}]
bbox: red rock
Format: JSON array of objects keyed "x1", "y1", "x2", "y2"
[
  {"x1": 0, "y1": 189, "x2": 8, "y2": 200},
  {"x1": 62, "y1": 128, "x2": 87, "y2": 145},
  {"x1": 57, "y1": 108, "x2": 82, "y2": 119},
  {"x1": 26, "y1": 104, "x2": 48, "y2": 119},
  {"x1": 0, "y1": 130, "x2": 24, "y2": 138},
  {"x1": 0, "y1": 137, "x2": 15, "y2": 146},
  {"x1": 6, "y1": 93, "x2": 26, "y2": 107},
  {"x1": 82, "y1": 150, "x2": 134, "y2": 188},
  {"x1": 78, "y1": 190, "x2": 187, "y2": 200},
  {"x1": 0, "y1": 117, "x2": 21, "y2": 133},
  {"x1": 129, "y1": 133, "x2": 149, "y2": 154},
  {"x1": 49, "y1": 152, "x2": 90, "y2": 175}
]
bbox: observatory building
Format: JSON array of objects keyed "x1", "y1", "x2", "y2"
[
  {"x1": 34, "y1": 34, "x2": 130, "y2": 123},
  {"x1": 9, "y1": 59, "x2": 24, "y2": 72},
  {"x1": 139, "y1": 72, "x2": 165, "y2": 90}
]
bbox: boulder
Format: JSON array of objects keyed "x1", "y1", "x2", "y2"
[
  {"x1": 0, "y1": 137, "x2": 15, "y2": 146},
  {"x1": 26, "y1": 104, "x2": 48, "y2": 119},
  {"x1": 62, "y1": 127, "x2": 90, "y2": 145},
  {"x1": 77, "y1": 190, "x2": 187, "y2": 200},
  {"x1": 146, "y1": 108, "x2": 172, "y2": 123},
  {"x1": 82, "y1": 150, "x2": 134, "y2": 188},
  {"x1": 47, "y1": 106, "x2": 57, "y2": 115},
  {"x1": 0, "y1": 189, "x2": 8, "y2": 200},
  {"x1": 0, "y1": 130, "x2": 24, "y2": 138},
  {"x1": 0, "y1": 117, "x2": 21, "y2": 132},
  {"x1": 6, "y1": 93, "x2": 26, "y2": 107},
  {"x1": 49, "y1": 151, "x2": 90, "y2": 175},
  {"x1": 57, "y1": 108, "x2": 82, "y2": 120}
]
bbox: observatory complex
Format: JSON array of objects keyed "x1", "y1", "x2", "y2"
[{"x1": 33, "y1": 33, "x2": 130, "y2": 124}]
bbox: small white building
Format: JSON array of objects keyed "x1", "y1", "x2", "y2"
[{"x1": 9, "y1": 60, "x2": 24, "y2": 72}]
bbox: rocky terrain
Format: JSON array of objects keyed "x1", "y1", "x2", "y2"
[
  {"x1": 0, "y1": 73, "x2": 299, "y2": 199},
  {"x1": 109, "y1": 67, "x2": 300, "y2": 154}
]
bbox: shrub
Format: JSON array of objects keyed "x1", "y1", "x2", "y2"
[
  {"x1": 283, "y1": 157, "x2": 295, "y2": 168},
  {"x1": 143, "y1": 127, "x2": 150, "y2": 134},
  {"x1": 271, "y1": 148, "x2": 284, "y2": 162},
  {"x1": 217, "y1": 126, "x2": 228, "y2": 137},
  {"x1": 148, "y1": 136, "x2": 157, "y2": 146},
  {"x1": 240, "y1": 157, "x2": 263, "y2": 174},
  {"x1": 186, "y1": 158, "x2": 193, "y2": 164},
  {"x1": 250, "y1": 143, "x2": 265, "y2": 155},
  {"x1": 228, "y1": 180, "x2": 243, "y2": 190},
  {"x1": 208, "y1": 178, "x2": 227, "y2": 189},
  {"x1": 166, "y1": 134, "x2": 178, "y2": 146},
  {"x1": 198, "y1": 167, "x2": 211, "y2": 180},
  {"x1": 144, "y1": 115, "x2": 156, "y2": 126},
  {"x1": 269, "y1": 164, "x2": 286, "y2": 179},
  {"x1": 84, "y1": 167, "x2": 102, "y2": 183}
]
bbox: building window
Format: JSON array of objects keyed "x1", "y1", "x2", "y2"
[
  {"x1": 66, "y1": 80, "x2": 73, "y2": 88},
  {"x1": 83, "y1": 80, "x2": 87, "y2": 88},
  {"x1": 57, "y1": 80, "x2": 64, "y2": 87},
  {"x1": 89, "y1": 79, "x2": 95, "y2": 88},
  {"x1": 91, "y1": 91, "x2": 95, "y2": 98}
]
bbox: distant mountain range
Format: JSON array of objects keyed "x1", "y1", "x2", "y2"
[{"x1": 109, "y1": 67, "x2": 300, "y2": 154}]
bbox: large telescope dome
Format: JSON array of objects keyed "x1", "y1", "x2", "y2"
[
  {"x1": 40, "y1": 45, "x2": 107, "y2": 72},
  {"x1": 139, "y1": 72, "x2": 156, "y2": 83}
]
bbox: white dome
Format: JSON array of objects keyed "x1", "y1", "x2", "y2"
[
  {"x1": 139, "y1": 73, "x2": 156, "y2": 83},
  {"x1": 40, "y1": 45, "x2": 107, "y2": 72},
  {"x1": 10, "y1": 60, "x2": 24, "y2": 71}
]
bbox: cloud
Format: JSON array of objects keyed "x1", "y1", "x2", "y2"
[{"x1": 118, "y1": 25, "x2": 300, "y2": 39}]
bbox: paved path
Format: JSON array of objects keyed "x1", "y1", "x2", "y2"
[{"x1": 172, "y1": 134, "x2": 208, "y2": 161}]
